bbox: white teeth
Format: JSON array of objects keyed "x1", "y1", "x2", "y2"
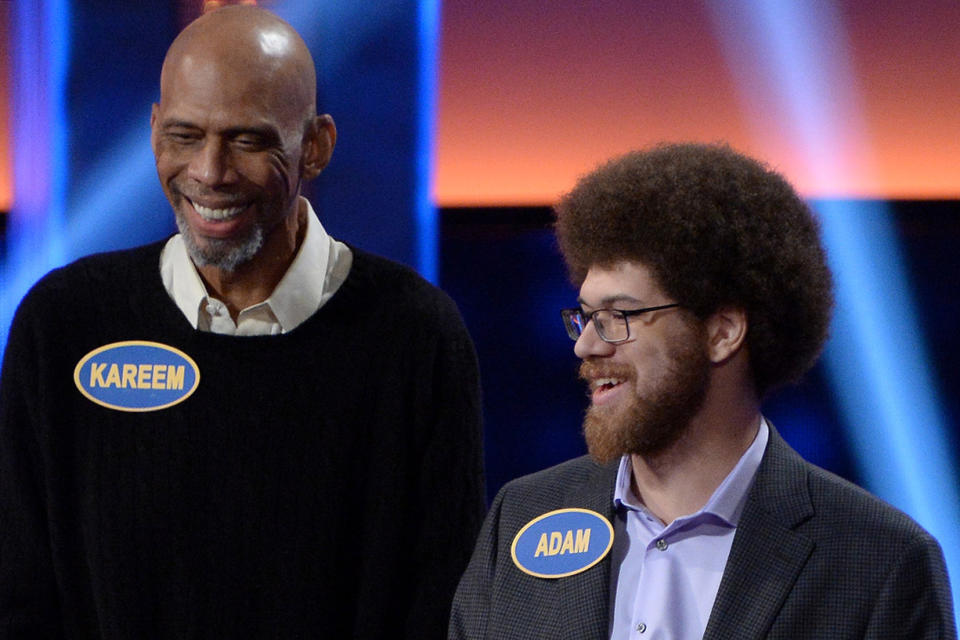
[
  {"x1": 190, "y1": 200, "x2": 245, "y2": 221},
  {"x1": 593, "y1": 378, "x2": 622, "y2": 390}
]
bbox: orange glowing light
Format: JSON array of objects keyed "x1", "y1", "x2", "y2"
[
  {"x1": 202, "y1": 0, "x2": 259, "y2": 14},
  {"x1": 434, "y1": 0, "x2": 960, "y2": 205}
]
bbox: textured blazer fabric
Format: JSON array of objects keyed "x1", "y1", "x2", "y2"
[{"x1": 449, "y1": 427, "x2": 957, "y2": 640}]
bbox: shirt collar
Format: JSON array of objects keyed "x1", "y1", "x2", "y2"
[
  {"x1": 261, "y1": 199, "x2": 330, "y2": 331},
  {"x1": 159, "y1": 197, "x2": 331, "y2": 332},
  {"x1": 613, "y1": 417, "x2": 770, "y2": 527}
]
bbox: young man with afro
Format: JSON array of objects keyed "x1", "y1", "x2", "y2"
[{"x1": 449, "y1": 143, "x2": 955, "y2": 640}]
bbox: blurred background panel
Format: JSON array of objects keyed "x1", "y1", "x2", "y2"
[
  {"x1": 0, "y1": 1, "x2": 10, "y2": 214},
  {"x1": 436, "y1": 0, "x2": 960, "y2": 205}
]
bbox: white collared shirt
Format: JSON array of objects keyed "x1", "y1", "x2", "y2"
[{"x1": 159, "y1": 198, "x2": 352, "y2": 335}]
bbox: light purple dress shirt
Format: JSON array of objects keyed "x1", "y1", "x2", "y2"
[{"x1": 608, "y1": 419, "x2": 769, "y2": 639}]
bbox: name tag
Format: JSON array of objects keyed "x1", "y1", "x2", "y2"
[
  {"x1": 74, "y1": 341, "x2": 200, "y2": 412},
  {"x1": 511, "y1": 508, "x2": 613, "y2": 578}
]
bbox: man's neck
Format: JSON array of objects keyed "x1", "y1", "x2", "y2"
[
  {"x1": 629, "y1": 399, "x2": 761, "y2": 525},
  {"x1": 197, "y1": 201, "x2": 307, "y2": 320}
]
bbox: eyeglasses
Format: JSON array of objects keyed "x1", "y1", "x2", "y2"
[{"x1": 560, "y1": 303, "x2": 680, "y2": 344}]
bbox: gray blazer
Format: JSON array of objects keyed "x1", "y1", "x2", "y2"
[{"x1": 449, "y1": 427, "x2": 956, "y2": 639}]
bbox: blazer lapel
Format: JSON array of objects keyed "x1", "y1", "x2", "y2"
[
  {"x1": 557, "y1": 460, "x2": 619, "y2": 639},
  {"x1": 703, "y1": 427, "x2": 816, "y2": 640}
]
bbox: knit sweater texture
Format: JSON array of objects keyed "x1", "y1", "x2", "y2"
[{"x1": 0, "y1": 241, "x2": 485, "y2": 639}]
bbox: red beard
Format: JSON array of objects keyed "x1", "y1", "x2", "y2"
[{"x1": 579, "y1": 327, "x2": 710, "y2": 463}]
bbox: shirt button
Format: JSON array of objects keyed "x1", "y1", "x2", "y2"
[
  {"x1": 636, "y1": 622, "x2": 647, "y2": 633},
  {"x1": 656, "y1": 539, "x2": 668, "y2": 551}
]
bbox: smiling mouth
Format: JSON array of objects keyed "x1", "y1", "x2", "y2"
[
  {"x1": 591, "y1": 377, "x2": 624, "y2": 393},
  {"x1": 580, "y1": 361, "x2": 633, "y2": 405},
  {"x1": 188, "y1": 198, "x2": 247, "y2": 222},
  {"x1": 588, "y1": 377, "x2": 629, "y2": 405}
]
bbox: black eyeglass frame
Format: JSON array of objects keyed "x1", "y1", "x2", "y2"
[{"x1": 560, "y1": 303, "x2": 681, "y2": 344}]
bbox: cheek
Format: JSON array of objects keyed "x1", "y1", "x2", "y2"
[
  {"x1": 153, "y1": 145, "x2": 188, "y2": 179},
  {"x1": 624, "y1": 340, "x2": 663, "y2": 373},
  {"x1": 242, "y1": 153, "x2": 297, "y2": 190},
  {"x1": 625, "y1": 345, "x2": 677, "y2": 393},
  {"x1": 273, "y1": 152, "x2": 301, "y2": 186},
  {"x1": 154, "y1": 159, "x2": 178, "y2": 191}
]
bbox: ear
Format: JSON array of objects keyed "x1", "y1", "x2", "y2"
[
  {"x1": 704, "y1": 306, "x2": 748, "y2": 364},
  {"x1": 301, "y1": 114, "x2": 337, "y2": 180}
]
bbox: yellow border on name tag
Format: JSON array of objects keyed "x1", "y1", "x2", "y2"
[
  {"x1": 73, "y1": 340, "x2": 201, "y2": 412},
  {"x1": 510, "y1": 507, "x2": 614, "y2": 579}
]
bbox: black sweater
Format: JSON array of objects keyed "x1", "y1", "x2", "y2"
[{"x1": 0, "y1": 241, "x2": 485, "y2": 639}]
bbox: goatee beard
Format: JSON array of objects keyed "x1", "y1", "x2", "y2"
[
  {"x1": 175, "y1": 212, "x2": 264, "y2": 273},
  {"x1": 580, "y1": 330, "x2": 710, "y2": 464}
]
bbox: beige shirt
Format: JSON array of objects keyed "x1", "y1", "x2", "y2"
[{"x1": 159, "y1": 198, "x2": 352, "y2": 335}]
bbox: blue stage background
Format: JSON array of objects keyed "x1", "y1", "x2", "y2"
[{"x1": 440, "y1": 203, "x2": 960, "y2": 501}]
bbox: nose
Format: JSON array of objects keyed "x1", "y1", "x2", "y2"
[
  {"x1": 187, "y1": 139, "x2": 235, "y2": 187},
  {"x1": 573, "y1": 320, "x2": 615, "y2": 359}
]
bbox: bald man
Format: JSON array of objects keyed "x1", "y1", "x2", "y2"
[{"x1": 0, "y1": 7, "x2": 484, "y2": 638}]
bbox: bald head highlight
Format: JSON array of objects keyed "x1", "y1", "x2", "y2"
[{"x1": 160, "y1": 5, "x2": 317, "y2": 125}]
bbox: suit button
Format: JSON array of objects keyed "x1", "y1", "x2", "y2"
[
  {"x1": 656, "y1": 539, "x2": 668, "y2": 551},
  {"x1": 636, "y1": 622, "x2": 647, "y2": 633}
]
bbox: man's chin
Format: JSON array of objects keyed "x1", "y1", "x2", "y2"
[
  {"x1": 191, "y1": 243, "x2": 260, "y2": 273},
  {"x1": 583, "y1": 406, "x2": 632, "y2": 464},
  {"x1": 582, "y1": 402, "x2": 689, "y2": 464},
  {"x1": 178, "y1": 223, "x2": 264, "y2": 273}
]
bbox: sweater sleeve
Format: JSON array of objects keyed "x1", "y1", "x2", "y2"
[
  {"x1": 0, "y1": 294, "x2": 65, "y2": 639},
  {"x1": 447, "y1": 484, "x2": 506, "y2": 640},
  {"x1": 403, "y1": 293, "x2": 486, "y2": 640}
]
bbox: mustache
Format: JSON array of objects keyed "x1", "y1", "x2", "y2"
[
  {"x1": 171, "y1": 183, "x2": 248, "y2": 205},
  {"x1": 578, "y1": 360, "x2": 635, "y2": 383}
]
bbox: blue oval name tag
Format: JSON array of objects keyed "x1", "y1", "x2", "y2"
[
  {"x1": 73, "y1": 341, "x2": 200, "y2": 412},
  {"x1": 511, "y1": 508, "x2": 614, "y2": 579}
]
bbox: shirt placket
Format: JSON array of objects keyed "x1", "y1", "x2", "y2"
[{"x1": 627, "y1": 510, "x2": 672, "y2": 638}]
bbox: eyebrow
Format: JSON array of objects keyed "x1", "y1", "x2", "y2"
[
  {"x1": 159, "y1": 119, "x2": 201, "y2": 130},
  {"x1": 159, "y1": 120, "x2": 281, "y2": 141},
  {"x1": 576, "y1": 294, "x2": 643, "y2": 309},
  {"x1": 221, "y1": 126, "x2": 281, "y2": 141}
]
